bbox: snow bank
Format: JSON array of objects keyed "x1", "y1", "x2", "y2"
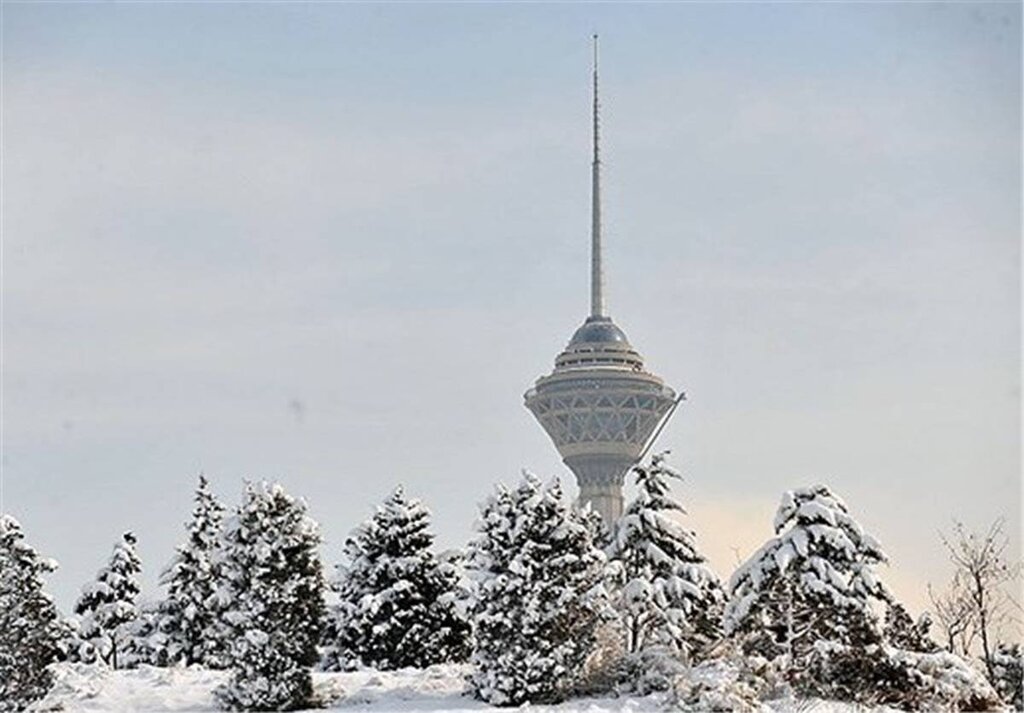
[
  {"x1": 313, "y1": 665, "x2": 479, "y2": 711},
  {"x1": 30, "y1": 663, "x2": 666, "y2": 712},
  {"x1": 32, "y1": 663, "x2": 226, "y2": 712}
]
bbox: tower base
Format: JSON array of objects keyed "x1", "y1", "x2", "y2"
[
  {"x1": 565, "y1": 453, "x2": 633, "y2": 525},
  {"x1": 577, "y1": 482, "x2": 625, "y2": 524}
]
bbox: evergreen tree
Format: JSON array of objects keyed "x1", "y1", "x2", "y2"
[
  {"x1": 467, "y1": 474, "x2": 610, "y2": 706},
  {"x1": 160, "y1": 474, "x2": 226, "y2": 667},
  {"x1": 322, "y1": 486, "x2": 470, "y2": 671},
  {"x1": 0, "y1": 515, "x2": 63, "y2": 711},
  {"x1": 883, "y1": 601, "x2": 938, "y2": 653},
  {"x1": 723, "y1": 485, "x2": 889, "y2": 663},
  {"x1": 607, "y1": 452, "x2": 723, "y2": 662},
  {"x1": 216, "y1": 481, "x2": 325, "y2": 712},
  {"x1": 73, "y1": 531, "x2": 142, "y2": 669}
]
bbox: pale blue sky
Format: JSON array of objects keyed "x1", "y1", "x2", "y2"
[{"x1": 2, "y1": 2, "x2": 1020, "y2": 615}]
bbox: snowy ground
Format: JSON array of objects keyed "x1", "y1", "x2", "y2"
[
  {"x1": 31, "y1": 663, "x2": 662, "y2": 712},
  {"x1": 29, "y1": 663, "x2": 890, "y2": 713}
]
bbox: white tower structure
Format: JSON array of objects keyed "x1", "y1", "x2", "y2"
[{"x1": 524, "y1": 37, "x2": 679, "y2": 524}]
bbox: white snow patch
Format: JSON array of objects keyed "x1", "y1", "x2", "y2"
[{"x1": 32, "y1": 663, "x2": 226, "y2": 712}]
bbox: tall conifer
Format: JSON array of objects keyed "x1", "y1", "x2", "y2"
[
  {"x1": 607, "y1": 452, "x2": 723, "y2": 662},
  {"x1": 216, "y1": 482, "x2": 324, "y2": 712},
  {"x1": 161, "y1": 474, "x2": 226, "y2": 666}
]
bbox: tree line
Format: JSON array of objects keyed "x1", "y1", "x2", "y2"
[{"x1": 0, "y1": 456, "x2": 1019, "y2": 711}]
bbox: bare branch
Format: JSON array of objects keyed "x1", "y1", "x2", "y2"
[{"x1": 936, "y1": 518, "x2": 1020, "y2": 678}]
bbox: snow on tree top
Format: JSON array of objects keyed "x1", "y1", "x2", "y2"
[
  {"x1": 724, "y1": 484, "x2": 891, "y2": 638},
  {"x1": 1, "y1": 513, "x2": 22, "y2": 533}
]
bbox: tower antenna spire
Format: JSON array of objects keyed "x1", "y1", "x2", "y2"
[{"x1": 590, "y1": 33, "x2": 605, "y2": 318}]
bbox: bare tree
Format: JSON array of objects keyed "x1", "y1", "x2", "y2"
[
  {"x1": 936, "y1": 518, "x2": 1020, "y2": 679},
  {"x1": 928, "y1": 575, "x2": 977, "y2": 656}
]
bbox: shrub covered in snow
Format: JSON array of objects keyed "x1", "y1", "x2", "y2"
[
  {"x1": 613, "y1": 647, "x2": 688, "y2": 696},
  {"x1": 989, "y1": 642, "x2": 1022, "y2": 710},
  {"x1": 321, "y1": 486, "x2": 470, "y2": 671},
  {"x1": 724, "y1": 485, "x2": 890, "y2": 662},
  {"x1": 161, "y1": 474, "x2": 227, "y2": 668},
  {"x1": 0, "y1": 515, "x2": 64, "y2": 712},
  {"x1": 215, "y1": 482, "x2": 325, "y2": 711},
  {"x1": 797, "y1": 643, "x2": 1001, "y2": 711},
  {"x1": 466, "y1": 474, "x2": 610, "y2": 706},
  {"x1": 71, "y1": 531, "x2": 143, "y2": 670},
  {"x1": 672, "y1": 652, "x2": 777, "y2": 712},
  {"x1": 572, "y1": 620, "x2": 627, "y2": 696},
  {"x1": 606, "y1": 452, "x2": 723, "y2": 665},
  {"x1": 795, "y1": 642, "x2": 914, "y2": 707}
]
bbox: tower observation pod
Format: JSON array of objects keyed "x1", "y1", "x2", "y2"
[{"x1": 523, "y1": 37, "x2": 679, "y2": 525}]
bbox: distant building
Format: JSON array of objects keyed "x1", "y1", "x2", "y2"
[{"x1": 524, "y1": 39, "x2": 679, "y2": 525}]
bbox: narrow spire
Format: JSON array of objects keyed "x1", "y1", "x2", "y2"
[{"x1": 590, "y1": 34, "x2": 606, "y2": 318}]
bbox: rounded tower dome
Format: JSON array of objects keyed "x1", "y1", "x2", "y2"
[{"x1": 569, "y1": 316, "x2": 629, "y2": 345}]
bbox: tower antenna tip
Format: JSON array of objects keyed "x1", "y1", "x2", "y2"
[{"x1": 589, "y1": 33, "x2": 604, "y2": 318}]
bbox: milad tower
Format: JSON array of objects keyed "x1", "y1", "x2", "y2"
[{"x1": 524, "y1": 38, "x2": 681, "y2": 525}]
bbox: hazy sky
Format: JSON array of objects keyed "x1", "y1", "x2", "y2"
[{"x1": 2, "y1": 2, "x2": 1020, "y2": 617}]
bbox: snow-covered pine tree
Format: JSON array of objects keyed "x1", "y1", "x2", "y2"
[
  {"x1": 160, "y1": 474, "x2": 226, "y2": 667},
  {"x1": 216, "y1": 481, "x2": 325, "y2": 712},
  {"x1": 73, "y1": 531, "x2": 142, "y2": 670},
  {"x1": 0, "y1": 515, "x2": 64, "y2": 712},
  {"x1": 883, "y1": 601, "x2": 938, "y2": 653},
  {"x1": 723, "y1": 485, "x2": 889, "y2": 663},
  {"x1": 467, "y1": 474, "x2": 610, "y2": 706},
  {"x1": 607, "y1": 452, "x2": 724, "y2": 663},
  {"x1": 321, "y1": 486, "x2": 470, "y2": 671}
]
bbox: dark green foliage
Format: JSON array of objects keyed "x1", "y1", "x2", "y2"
[{"x1": 884, "y1": 602, "x2": 939, "y2": 653}]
